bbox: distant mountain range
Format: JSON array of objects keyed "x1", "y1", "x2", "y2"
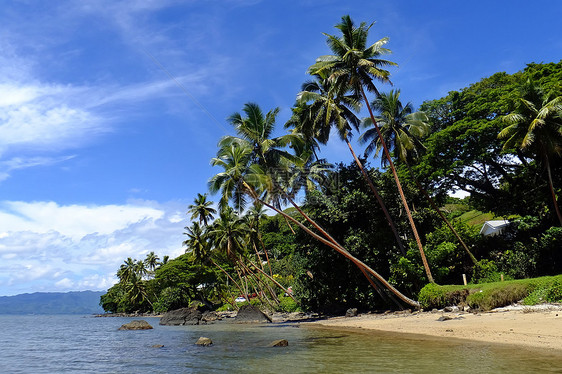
[{"x1": 0, "y1": 291, "x2": 105, "y2": 315}]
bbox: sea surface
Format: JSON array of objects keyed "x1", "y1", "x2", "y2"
[{"x1": 0, "y1": 314, "x2": 561, "y2": 373}]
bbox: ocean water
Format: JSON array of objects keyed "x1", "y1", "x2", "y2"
[{"x1": 0, "y1": 315, "x2": 560, "y2": 373}]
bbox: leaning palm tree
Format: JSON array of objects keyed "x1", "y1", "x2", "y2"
[
  {"x1": 360, "y1": 89, "x2": 478, "y2": 264},
  {"x1": 188, "y1": 193, "x2": 217, "y2": 226},
  {"x1": 209, "y1": 129, "x2": 419, "y2": 307},
  {"x1": 308, "y1": 15, "x2": 434, "y2": 282},
  {"x1": 499, "y1": 80, "x2": 562, "y2": 225},
  {"x1": 294, "y1": 73, "x2": 406, "y2": 255}
]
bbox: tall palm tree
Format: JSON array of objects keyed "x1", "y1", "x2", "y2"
[
  {"x1": 309, "y1": 15, "x2": 434, "y2": 283},
  {"x1": 294, "y1": 74, "x2": 406, "y2": 255},
  {"x1": 188, "y1": 193, "x2": 217, "y2": 226},
  {"x1": 499, "y1": 80, "x2": 562, "y2": 225},
  {"x1": 360, "y1": 90, "x2": 478, "y2": 264},
  {"x1": 209, "y1": 126, "x2": 419, "y2": 307}
]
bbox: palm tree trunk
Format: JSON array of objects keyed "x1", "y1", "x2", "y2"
[
  {"x1": 257, "y1": 231, "x2": 274, "y2": 277},
  {"x1": 210, "y1": 259, "x2": 246, "y2": 309},
  {"x1": 404, "y1": 162, "x2": 478, "y2": 264},
  {"x1": 360, "y1": 87, "x2": 434, "y2": 283},
  {"x1": 238, "y1": 258, "x2": 274, "y2": 307},
  {"x1": 247, "y1": 259, "x2": 298, "y2": 303},
  {"x1": 345, "y1": 137, "x2": 407, "y2": 256},
  {"x1": 238, "y1": 256, "x2": 280, "y2": 304},
  {"x1": 545, "y1": 155, "x2": 562, "y2": 226},
  {"x1": 243, "y1": 186, "x2": 419, "y2": 308}
]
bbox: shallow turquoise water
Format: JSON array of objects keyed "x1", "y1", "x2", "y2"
[{"x1": 0, "y1": 315, "x2": 560, "y2": 373}]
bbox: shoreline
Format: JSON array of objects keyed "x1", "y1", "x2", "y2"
[{"x1": 303, "y1": 304, "x2": 562, "y2": 354}]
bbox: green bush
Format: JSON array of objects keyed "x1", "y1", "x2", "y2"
[
  {"x1": 278, "y1": 295, "x2": 299, "y2": 312},
  {"x1": 523, "y1": 279, "x2": 562, "y2": 305},
  {"x1": 418, "y1": 283, "x2": 447, "y2": 309},
  {"x1": 472, "y1": 259, "x2": 504, "y2": 283}
]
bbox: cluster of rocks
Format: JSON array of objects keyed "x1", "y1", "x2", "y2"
[
  {"x1": 158, "y1": 305, "x2": 218, "y2": 326},
  {"x1": 158, "y1": 304, "x2": 278, "y2": 326}
]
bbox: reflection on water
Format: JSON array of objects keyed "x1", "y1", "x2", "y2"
[{"x1": 1, "y1": 315, "x2": 561, "y2": 373}]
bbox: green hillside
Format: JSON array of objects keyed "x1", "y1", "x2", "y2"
[{"x1": 0, "y1": 291, "x2": 105, "y2": 315}]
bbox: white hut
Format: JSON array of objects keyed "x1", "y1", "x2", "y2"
[{"x1": 479, "y1": 220, "x2": 510, "y2": 236}]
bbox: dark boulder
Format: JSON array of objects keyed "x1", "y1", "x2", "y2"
[
  {"x1": 234, "y1": 304, "x2": 272, "y2": 323},
  {"x1": 160, "y1": 307, "x2": 203, "y2": 326},
  {"x1": 118, "y1": 320, "x2": 153, "y2": 330}
]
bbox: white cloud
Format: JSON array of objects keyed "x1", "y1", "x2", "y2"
[
  {"x1": 0, "y1": 200, "x2": 188, "y2": 295},
  {"x1": 0, "y1": 201, "x2": 164, "y2": 240}
]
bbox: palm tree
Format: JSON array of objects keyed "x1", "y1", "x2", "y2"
[
  {"x1": 294, "y1": 74, "x2": 406, "y2": 255},
  {"x1": 209, "y1": 124, "x2": 419, "y2": 307},
  {"x1": 188, "y1": 193, "x2": 217, "y2": 226},
  {"x1": 360, "y1": 89, "x2": 478, "y2": 264},
  {"x1": 183, "y1": 219, "x2": 247, "y2": 309},
  {"x1": 309, "y1": 15, "x2": 434, "y2": 283},
  {"x1": 144, "y1": 251, "x2": 160, "y2": 274},
  {"x1": 183, "y1": 222, "x2": 209, "y2": 262},
  {"x1": 360, "y1": 90, "x2": 430, "y2": 166},
  {"x1": 499, "y1": 80, "x2": 562, "y2": 225},
  {"x1": 134, "y1": 259, "x2": 149, "y2": 280},
  {"x1": 245, "y1": 202, "x2": 274, "y2": 276},
  {"x1": 117, "y1": 257, "x2": 137, "y2": 283},
  {"x1": 125, "y1": 273, "x2": 153, "y2": 309}
]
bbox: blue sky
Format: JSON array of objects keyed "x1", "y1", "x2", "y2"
[{"x1": 1, "y1": 0, "x2": 561, "y2": 296}]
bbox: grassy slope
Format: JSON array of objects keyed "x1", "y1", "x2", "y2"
[{"x1": 418, "y1": 274, "x2": 562, "y2": 311}]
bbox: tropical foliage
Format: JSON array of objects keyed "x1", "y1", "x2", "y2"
[{"x1": 101, "y1": 15, "x2": 562, "y2": 315}]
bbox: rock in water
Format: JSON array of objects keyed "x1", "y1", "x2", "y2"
[
  {"x1": 234, "y1": 304, "x2": 272, "y2": 323},
  {"x1": 160, "y1": 307, "x2": 203, "y2": 326},
  {"x1": 268, "y1": 339, "x2": 288, "y2": 347},
  {"x1": 118, "y1": 320, "x2": 153, "y2": 330},
  {"x1": 195, "y1": 337, "x2": 213, "y2": 346}
]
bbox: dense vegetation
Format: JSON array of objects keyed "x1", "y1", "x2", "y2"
[{"x1": 101, "y1": 16, "x2": 562, "y2": 315}]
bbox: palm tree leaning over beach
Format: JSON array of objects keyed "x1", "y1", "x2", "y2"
[
  {"x1": 360, "y1": 89, "x2": 478, "y2": 264},
  {"x1": 209, "y1": 110, "x2": 420, "y2": 308},
  {"x1": 308, "y1": 15, "x2": 434, "y2": 283}
]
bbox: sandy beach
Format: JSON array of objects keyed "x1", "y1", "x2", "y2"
[{"x1": 307, "y1": 305, "x2": 562, "y2": 353}]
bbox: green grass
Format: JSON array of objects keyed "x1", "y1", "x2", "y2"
[
  {"x1": 457, "y1": 210, "x2": 495, "y2": 226},
  {"x1": 441, "y1": 203, "x2": 496, "y2": 227},
  {"x1": 418, "y1": 274, "x2": 562, "y2": 311}
]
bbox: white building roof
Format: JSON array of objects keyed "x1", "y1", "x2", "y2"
[{"x1": 479, "y1": 220, "x2": 510, "y2": 236}]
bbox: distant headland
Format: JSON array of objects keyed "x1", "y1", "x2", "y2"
[{"x1": 0, "y1": 291, "x2": 105, "y2": 315}]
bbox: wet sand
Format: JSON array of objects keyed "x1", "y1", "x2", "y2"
[{"x1": 307, "y1": 306, "x2": 562, "y2": 353}]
